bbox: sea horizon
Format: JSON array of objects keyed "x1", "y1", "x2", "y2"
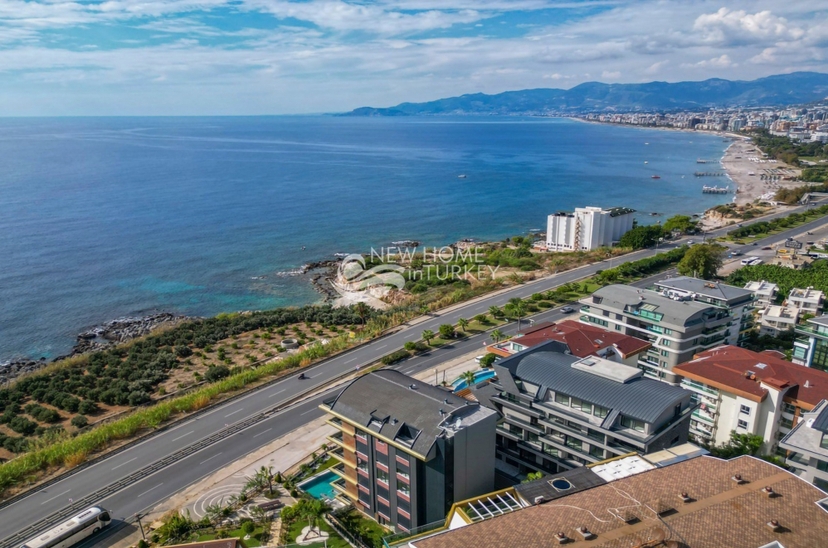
[{"x1": 0, "y1": 116, "x2": 730, "y2": 362}]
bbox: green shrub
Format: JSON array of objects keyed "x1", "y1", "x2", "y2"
[
  {"x1": 381, "y1": 349, "x2": 410, "y2": 365},
  {"x1": 71, "y1": 415, "x2": 88, "y2": 428},
  {"x1": 204, "y1": 365, "x2": 231, "y2": 382}
]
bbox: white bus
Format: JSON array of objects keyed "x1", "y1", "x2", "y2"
[{"x1": 19, "y1": 506, "x2": 111, "y2": 548}]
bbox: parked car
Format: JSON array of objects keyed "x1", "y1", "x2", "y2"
[
  {"x1": 762, "y1": 246, "x2": 772, "y2": 250},
  {"x1": 561, "y1": 306, "x2": 574, "y2": 313},
  {"x1": 752, "y1": 242, "x2": 758, "y2": 246}
]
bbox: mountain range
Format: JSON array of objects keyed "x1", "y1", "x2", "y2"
[{"x1": 343, "y1": 72, "x2": 828, "y2": 116}]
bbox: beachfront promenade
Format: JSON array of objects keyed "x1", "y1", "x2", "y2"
[{"x1": 1, "y1": 202, "x2": 827, "y2": 547}]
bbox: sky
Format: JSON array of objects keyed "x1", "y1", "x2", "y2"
[{"x1": 1, "y1": 0, "x2": 827, "y2": 115}]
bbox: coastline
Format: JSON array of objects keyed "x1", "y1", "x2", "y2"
[
  {"x1": 0, "y1": 117, "x2": 769, "y2": 366},
  {"x1": 571, "y1": 117, "x2": 804, "y2": 230}
]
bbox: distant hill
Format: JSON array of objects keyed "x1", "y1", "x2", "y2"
[{"x1": 342, "y1": 72, "x2": 828, "y2": 116}]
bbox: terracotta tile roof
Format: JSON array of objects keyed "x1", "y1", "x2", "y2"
[
  {"x1": 413, "y1": 456, "x2": 828, "y2": 548},
  {"x1": 509, "y1": 320, "x2": 651, "y2": 359},
  {"x1": 674, "y1": 345, "x2": 828, "y2": 408}
]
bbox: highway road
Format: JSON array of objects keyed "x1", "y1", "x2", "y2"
[{"x1": 1, "y1": 202, "x2": 827, "y2": 547}]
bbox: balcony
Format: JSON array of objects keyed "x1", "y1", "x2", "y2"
[
  {"x1": 496, "y1": 423, "x2": 523, "y2": 442},
  {"x1": 331, "y1": 464, "x2": 356, "y2": 484},
  {"x1": 503, "y1": 415, "x2": 544, "y2": 436},
  {"x1": 493, "y1": 394, "x2": 544, "y2": 418},
  {"x1": 796, "y1": 324, "x2": 828, "y2": 339},
  {"x1": 330, "y1": 447, "x2": 357, "y2": 468},
  {"x1": 692, "y1": 410, "x2": 716, "y2": 426},
  {"x1": 682, "y1": 380, "x2": 719, "y2": 396}
]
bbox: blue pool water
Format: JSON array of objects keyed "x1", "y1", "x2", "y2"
[
  {"x1": 299, "y1": 470, "x2": 338, "y2": 500},
  {"x1": 451, "y1": 368, "x2": 497, "y2": 391}
]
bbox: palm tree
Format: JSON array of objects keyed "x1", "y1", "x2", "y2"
[
  {"x1": 491, "y1": 329, "x2": 505, "y2": 343},
  {"x1": 457, "y1": 318, "x2": 469, "y2": 333},
  {"x1": 460, "y1": 370, "x2": 476, "y2": 389},
  {"x1": 353, "y1": 302, "x2": 370, "y2": 326},
  {"x1": 422, "y1": 329, "x2": 435, "y2": 345},
  {"x1": 300, "y1": 499, "x2": 329, "y2": 540},
  {"x1": 507, "y1": 297, "x2": 527, "y2": 332},
  {"x1": 205, "y1": 503, "x2": 224, "y2": 527},
  {"x1": 488, "y1": 306, "x2": 501, "y2": 319}
]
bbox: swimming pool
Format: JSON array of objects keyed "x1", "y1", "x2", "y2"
[
  {"x1": 299, "y1": 470, "x2": 338, "y2": 500},
  {"x1": 451, "y1": 368, "x2": 496, "y2": 392}
]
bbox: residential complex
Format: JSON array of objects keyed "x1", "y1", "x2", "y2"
[
  {"x1": 744, "y1": 280, "x2": 779, "y2": 308},
  {"x1": 402, "y1": 455, "x2": 828, "y2": 548},
  {"x1": 486, "y1": 341, "x2": 693, "y2": 476},
  {"x1": 780, "y1": 400, "x2": 828, "y2": 491},
  {"x1": 674, "y1": 346, "x2": 828, "y2": 453},
  {"x1": 578, "y1": 284, "x2": 733, "y2": 383},
  {"x1": 544, "y1": 206, "x2": 634, "y2": 252},
  {"x1": 793, "y1": 315, "x2": 828, "y2": 372},
  {"x1": 485, "y1": 320, "x2": 651, "y2": 367},
  {"x1": 788, "y1": 287, "x2": 824, "y2": 315},
  {"x1": 759, "y1": 305, "x2": 799, "y2": 336},
  {"x1": 320, "y1": 370, "x2": 498, "y2": 532},
  {"x1": 653, "y1": 275, "x2": 755, "y2": 343}
]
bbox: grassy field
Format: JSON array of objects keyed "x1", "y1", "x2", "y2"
[{"x1": 286, "y1": 519, "x2": 350, "y2": 548}]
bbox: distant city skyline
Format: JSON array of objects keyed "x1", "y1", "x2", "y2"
[{"x1": 1, "y1": 0, "x2": 827, "y2": 116}]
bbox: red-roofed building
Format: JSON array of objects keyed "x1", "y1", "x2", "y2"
[
  {"x1": 486, "y1": 320, "x2": 651, "y2": 367},
  {"x1": 674, "y1": 345, "x2": 828, "y2": 452}
]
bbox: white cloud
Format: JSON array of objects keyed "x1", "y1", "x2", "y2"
[
  {"x1": 693, "y1": 8, "x2": 804, "y2": 45},
  {"x1": 684, "y1": 54, "x2": 735, "y2": 69},
  {"x1": 601, "y1": 70, "x2": 620, "y2": 79}
]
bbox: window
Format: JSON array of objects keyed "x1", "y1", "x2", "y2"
[
  {"x1": 397, "y1": 478, "x2": 410, "y2": 496},
  {"x1": 571, "y1": 397, "x2": 583, "y2": 410},
  {"x1": 620, "y1": 415, "x2": 645, "y2": 432},
  {"x1": 565, "y1": 437, "x2": 582, "y2": 451},
  {"x1": 737, "y1": 419, "x2": 748, "y2": 430},
  {"x1": 589, "y1": 445, "x2": 604, "y2": 459},
  {"x1": 780, "y1": 417, "x2": 794, "y2": 429},
  {"x1": 739, "y1": 404, "x2": 751, "y2": 415},
  {"x1": 664, "y1": 328, "x2": 673, "y2": 335},
  {"x1": 593, "y1": 405, "x2": 609, "y2": 419},
  {"x1": 616, "y1": 324, "x2": 622, "y2": 331},
  {"x1": 822, "y1": 435, "x2": 828, "y2": 450},
  {"x1": 661, "y1": 360, "x2": 668, "y2": 367},
  {"x1": 662, "y1": 339, "x2": 671, "y2": 347},
  {"x1": 782, "y1": 402, "x2": 796, "y2": 415},
  {"x1": 555, "y1": 392, "x2": 570, "y2": 405},
  {"x1": 376, "y1": 468, "x2": 389, "y2": 484},
  {"x1": 579, "y1": 399, "x2": 592, "y2": 414},
  {"x1": 661, "y1": 350, "x2": 669, "y2": 357}
]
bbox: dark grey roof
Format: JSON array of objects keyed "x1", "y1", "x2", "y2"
[
  {"x1": 514, "y1": 466, "x2": 606, "y2": 505},
  {"x1": 502, "y1": 342, "x2": 690, "y2": 424},
  {"x1": 654, "y1": 276, "x2": 753, "y2": 304},
  {"x1": 326, "y1": 369, "x2": 491, "y2": 457},
  {"x1": 809, "y1": 315, "x2": 828, "y2": 328},
  {"x1": 813, "y1": 401, "x2": 828, "y2": 433},
  {"x1": 584, "y1": 284, "x2": 714, "y2": 330}
]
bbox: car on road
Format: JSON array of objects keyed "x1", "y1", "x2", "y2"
[
  {"x1": 731, "y1": 251, "x2": 742, "y2": 256},
  {"x1": 808, "y1": 232, "x2": 814, "y2": 235},
  {"x1": 752, "y1": 242, "x2": 758, "y2": 246},
  {"x1": 561, "y1": 306, "x2": 574, "y2": 313},
  {"x1": 762, "y1": 246, "x2": 772, "y2": 250}
]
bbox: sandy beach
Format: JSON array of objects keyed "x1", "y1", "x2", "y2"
[{"x1": 721, "y1": 136, "x2": 803, "y2": 206}]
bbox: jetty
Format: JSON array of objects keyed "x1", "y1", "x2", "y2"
[
  {"x1": 694, "y1": 171, "x2": 725, "y2": 177},
  {"x1": 702, "y1": 185, "x2": 730, "y2": 194}
]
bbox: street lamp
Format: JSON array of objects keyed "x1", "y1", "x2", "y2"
[{"x1": 135, "y1": 513, "x2": 147, "y2": 541}]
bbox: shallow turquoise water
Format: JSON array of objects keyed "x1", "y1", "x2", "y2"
[{"x1": 0, "y1": 116, "x2": 729, "y2": 360}]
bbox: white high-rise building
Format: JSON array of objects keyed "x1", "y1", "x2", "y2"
[{"x1": 545, "y1": 206, "x2": 635, "y2": 252}]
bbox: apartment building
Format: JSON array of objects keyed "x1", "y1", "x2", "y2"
[
  {"x1": 403, "y1": 456, "x2": 828, "y2": 548},
  {"x1": 487, "y1": 341, "x2": 692, "y2": 476},
  {"x1": 653, "y1": 276, "x2": 755, "y2": 343},
  {"x1": 744, "y1": 280, "x2": 779, "y2": 308},
  {"x1": 545, "y1": 206, "x2": 635, "y2": 252},
  {"x1": 674, "y1": 346, "x2": 828, "y2": 453},
  {"x1": 788, "y1": 287, "x2": 824, "y2": 315},
  {"x1": 759, "y1": 305, "x2": 799, "y2": 336},
  {"x1": 793, "y1": 315, "x2": 828, "y2": 372},
  {"x1": 485, "y1": 320, "x2": 651, "y2": 367},
  {"x1": 578, "y1": 284, "x2": 733, "y2": 383},
  {"x1": 321, "y1": 370, "x2": 498, "y2": 532},
  {"x1": 779, "y1": 400, "x2": 828, "y2": 491}
]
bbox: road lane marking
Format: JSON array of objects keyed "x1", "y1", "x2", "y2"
[
  {"x1": 376, "y1": 344, "x2": 387, "y2": 350},
  {"x1": 40, "y1": 489, "x2": 71, "y2": 505},
  {"x1": 199, "y1": 453, "x2": 223, "y2": 465},
  {"x1": 137, "y1": 483, "x2": 164, "y2": 498},
  {"x1": 112, "y1": 457, "x2": 138, "y2": 470},
  {"x1": 301, "y1": 409, "x2": 316, "y2": 416},
  {"x1": 344, "y1": 357, "x2": 357, "y2": 364},
  {"x1": 268, "y1": 389, "x2": 286, "y2": 398},
  {"x1": 253, "y1": 428, "x2": 273, "y2": 438},
  {"x1": 171, "y1": 431, "x2": 194, "y2": 442},
  {"x1": 224, "y1": 409, "x2": 243, "y2": 418}
]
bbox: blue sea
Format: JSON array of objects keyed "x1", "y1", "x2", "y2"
[{"x1": 0, "y1": 116, "x2": 729, "y2": 361}]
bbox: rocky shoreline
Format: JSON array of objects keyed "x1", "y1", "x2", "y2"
[{"x1": 1, "y1": 312, "x2": 191, "y2": 384}]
